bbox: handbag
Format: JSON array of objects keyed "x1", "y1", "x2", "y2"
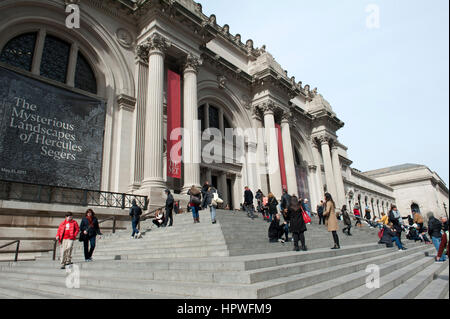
[
  {"x1": 213, "y1": 192, "x2": 223, "y2": 205},
  {"x1": 190, "y1": 195, "x2": 201, "y2": 206},
  {"x1": 301, "y1": 207, "x2": 311, "y2": 224}
]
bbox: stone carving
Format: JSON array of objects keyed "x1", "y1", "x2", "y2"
[
  {"x1": 116, "y1": 28, "x2": 134, "y2": 48},
  {"x1": 222, "y1": 24, "x2": 230, "y2": 34},
  {"x1": 209, "y1": 14, "x2": 216, "y2": 25},
  {"x1": 241, "y1": 95, "x2": 252, "y2": 110},
  {"x1": 261, "y1": 101, "x2": 277, "y2": 115},
  {"x1": 147, "y1": 33, "x2": 170, "y2": 53},
  {"x1": 235, "y1": 34, "x2": 241, "y2": 43},
  {"x1": 184, "y1": 53, "x2": 202, "y2": 72},
  {"x1": 136, "y1": 44, "x2": 150, "y2": 63},
  {"x1": 217, "y1": 75, "x2": 227, "y2": 89}
]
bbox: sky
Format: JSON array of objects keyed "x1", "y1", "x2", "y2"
[{"x1": 200, "y1": 0, "x2": 450, "y2": 186}]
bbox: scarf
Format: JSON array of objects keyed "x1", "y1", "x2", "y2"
[{"x1": 87, "y1": 215, "x2": 94, "y2": 228}]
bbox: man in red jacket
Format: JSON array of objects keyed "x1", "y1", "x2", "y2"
[{"x1": 56, "y1": 212, "x2": 80, "y2": 269}]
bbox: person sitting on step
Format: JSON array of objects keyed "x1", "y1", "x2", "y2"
[
  {"x1": 152, "y1": 209, "x2": 165, "y2": 228},
  {"x1": 268, "y1": 213, "x2": 286, "y2": 243},
  {"x1": 379, "y1": 223, "x2": 407, "y2": 251}
]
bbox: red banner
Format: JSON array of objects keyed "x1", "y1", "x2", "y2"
[
  {"x1": 167, "y1": 70, "x2": 182, "y2": 179},
  {"x1": 276, "y1": 124, "x2": 288, "y2": 192}
]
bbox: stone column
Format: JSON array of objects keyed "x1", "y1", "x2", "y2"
[
  {"x1": 263, "y1": 103, "x2": 282, "y2": 199},
  {"x1": 182, "y1": 54, "x2": 202, "y2": 193},
  {"x1": 311, "y1": 141, "x2": 324, "y2": 203},
  {"x1": 308, "y1": 165, "x2": 319, "y2": 211},
  {"x1": 331, "y1": 145, "x2": 346, "y2": 208},
  {"x1": 218, "y1": 172, "x2": 228, "y2": 207},
  {"x1": 319, "y1": 136, "x2": 338, "y2": 199},
  {"x1": 142, "y1": 34, "x2": 169, "y2": 193},
  {"x1": 129, "y1": 45, "x2": 149, "y2": 191},
  {"x1": 252, "y1": 107, "x2": 266, "y2": 194},
  {"x1": 281, "y1": 113, "x2": 298, "y2": 196}
]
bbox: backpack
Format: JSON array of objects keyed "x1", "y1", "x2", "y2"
[{"x1": 378, "y1": 228, "x2": 385, "y2": 240}]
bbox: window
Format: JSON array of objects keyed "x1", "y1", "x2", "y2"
[
  {"x1": 75, "y1": 52, "x2": 97, "y2": 94},
  {"x1": 209, "y1": 105, "x2": 220, "y2": 130},
  {"x1": 1, "y1": 32, "x2": 97, "y2": 94},
  {"x1": 198, "y1": 104, "x2": 205, "y2": 132},
  {"x1": 0, "y1": 32, "x2": 37, "y2": 71},
  {"x1": 40, "y1": 35, "x2": 70, "y2": 83}
]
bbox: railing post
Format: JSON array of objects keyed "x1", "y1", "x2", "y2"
[
  {"x1": 145, "y1": 197, "x2": 149, "y2": 211},
  {"x1": 53, "y1": 240, "x2": 58, "y2": 261},
  {"x1": 112, "y1": 217, "x2": 116, "y2": 234},
  {"x1": 14, "y1": 240, "x2": 20, "y2": 262},
  {"x1": 121, "y1": 194, "x2": 126, "y2": 210},
  {"x1": 83, "y1": 190, "x2": 88, "y2": 206}
]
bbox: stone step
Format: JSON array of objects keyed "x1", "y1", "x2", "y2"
[
  {"x1": 332, "y1": 249, "x2": 438, "y2": 299},
  {"x1": 0, "y1": 283, "x2": 76, "y2": 299},
  {"x1": 414, "y1": 265, "x2": 449, "y2": 299},
  {"x1": 380, "y1": 261, "x2": 449, "y2": 299},
  {"x1": 271, "y1": 246, "x2": 433, "y2": 299},
  {"x1": 0, "y1": 275, "x2": 184, "y2": 299}
]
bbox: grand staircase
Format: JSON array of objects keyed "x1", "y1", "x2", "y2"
[{"x1": 0, "y1": 209, "x2": 448, "y2": 299}]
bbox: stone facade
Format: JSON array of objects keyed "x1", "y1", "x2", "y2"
[{"x1": 0, "y1": 0, "x2": 448, "y2": 256}]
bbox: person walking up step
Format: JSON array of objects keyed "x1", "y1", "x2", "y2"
[
  {"x1": 323, "y1": 193, "x2": 340, "y2": 250},
  {"x1": 266, "y1": 192, "x2": 278, "y2": 223},
  {"x1": 354, "y1": 203, "x2": 362, "y2": 228},
  {"x1": 288, "y1": 196, "x2": 307, "y2": 251},
  {"x1": 341, "y1": 205, "x2": 352, "y2": 236},
  {"x1": 188, "y1": 185, "x2": 202, "y2": 223},
  {"x1": 244, "y1": 186, "x2": 255, "y2": 220},
  {"x1": 79, "y1": 209, "x2": 102, "y2": 262},
  {"x1": 428, "y1": 212, "x2": 446, "y2": 261},
  {"x1": 206, "y1": 186, "x2": 221, "y2": 224},
  {"x1": 56, "y1": 212, "x2": 79, "y2": 269},
  {"x1": 130, "y1": 199, "x2": 143, "y2": 239},
  {"x1": 317, "y1": 200, "x2": 325, "y2": 225},
  {"x1": 163, "y1": 189, "x2": 174, "y2": 227}
]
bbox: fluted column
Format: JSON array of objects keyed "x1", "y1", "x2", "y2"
[
  {"x1": 331, "y1": 145, "x2": 346, "y2": 208},
  {"x1": 319, "y1": 136, "x2": 338, "y2": 199},
  {"x1": 182, "y1": 54, "x2": 201, "y2": 193},
  {"x1": 129, "y1": 45, "x2": 149, "y2": 190},
  {"x1": 218, "y1": 172, "x2": 228, "y2": 207},
  {"x1": 308, "y1": 165, "x2": 319, "y2": 212},
  {"x1": 263, "y1": 103, "x2": 282, "y2": 199},
  {"x1": 311, "y1": 141, "x2": 324, "y2": 202},
  {"x1": 252, "y1": 107, "x2": 267, "y2": 194},
  {"x1": 142, "y1": 34, "x2": 169, "y2": 191},
  {"x1": 281, "y1": 113, "x2": 298, "y2": 196}
]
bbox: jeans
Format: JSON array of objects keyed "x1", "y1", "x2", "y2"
[
  {"x1": 164, "y1": 208, "x2": 173, "y2": 227},
  {"x1": 191, "y1": 206, "x2": 199, "y2": 220},
  {"x1": 432, "y1": 237, "x2": 447, "y2": 261},
  {"x1": 131, "y1": 219, "x2": 140, "y2": 237},
  {"x1": 83, "y1": 236, "x2": 96, "y2": 260},
  {"x1": 245, "y1": 204, "x2": 255, "y2": 218},
  {"x1": 392, "y1": 236, "x2": 404, "y2": 250},
  {"x1": 210, "y1": 205, "x2": 217, "y2": 222}
]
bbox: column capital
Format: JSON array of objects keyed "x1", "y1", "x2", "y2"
[
  {"x1": 136, "y1": 44, "x2": 150, "y2": 64},
  {"x1": 183, "y1": 53, "x2": 202, "y2": 73},
  {"x1": 261, "y1": 101, "x2": 277, "y2": 116},
  {"x1": 117, "y1": 94, "x2": 136, "y2": 112},
  {"x1": 281, "y1": 111, "x2": 294, "y2": 125},
  {"x1": 147, "y1": 33, "x2": 170, "y2": 55}
]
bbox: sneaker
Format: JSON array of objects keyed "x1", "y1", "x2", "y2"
[
  {"x1": 293, "y1": 247, "x2": 300, "y2": 252},
  {"x1": 279, "y1": 239, "x2": 285, "y2": 244},
  {"x1": 60, "y1": 265, "x2": 66, "y2": 269},
  {"x1": 131, "y1": 236, "x2": 135, "y2": 240}
]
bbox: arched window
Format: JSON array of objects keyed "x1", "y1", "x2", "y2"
[
  {"x1": 0, "y1": 32, "x2": 37, "y2": 71},
  {"x1": 411, "y1": 203, "x2": 420, "y2": 214},
  {"x1": 0, "y1": 32, "x2": 97, "y2": 95}
]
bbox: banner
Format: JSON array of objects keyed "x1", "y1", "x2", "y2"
[
  {"x1": 166, "y1": 69, "x2": 182, "y2": 179},
  {"x1": 0, "y1": 66, "x2": 106, "y2": 189},
  {"x1": 275, "y1": 124, "x2": 288, "y2": 192}
]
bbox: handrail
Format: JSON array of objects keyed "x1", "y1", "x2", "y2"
[
  {"x1": 98, "y1": 216, "x2": 117, "y2": 234},
  {"x1": 0, "y1": 240, "x2": 20, "y2": 262}
]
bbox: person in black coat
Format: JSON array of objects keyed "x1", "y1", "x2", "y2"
[
  {"x1": 288, "y1": 196, "x2": 307, "y2": 251},
  {"x1": 379, "y1": 223, "x2": 407, "y2": 250},
  {"x1": 317, "y1": 201, "x2": 325, "y2": 225},
  {"x1": 244, "y1": 187, "x2": 255, "y2": 219},
  {"x1": 79, "y1": 209, "x2": 102, "y2": 261},
  {"x1": 265, "y1": 192, "x2": 278, "y2": 223},
  {"x1": 427, "y1": 212, "x2": 444, "y2": 254},
  {"x1": 163, "y1": 189, "x2": 174, "y2": 227},
  {"x1": 268, "y1": 213, "x2": 286, "y2": 243},
  {"x1": 341, "y1": 205, "x2": 352, "y2": 236},
  {"x1": 130, "y1": 199, "x2": 143, "y2": 239}
]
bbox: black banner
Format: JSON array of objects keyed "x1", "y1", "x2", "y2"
[{"x1": 0, "y1": 66, "x2": 106, "y2": 190}]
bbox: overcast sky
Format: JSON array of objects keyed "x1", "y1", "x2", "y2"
[{"x1": 201, "y1": 0, "x2": 449, "y2": 185}]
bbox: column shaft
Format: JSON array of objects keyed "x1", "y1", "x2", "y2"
[
  {"x1": 281, "y1": 118, "x2": 298, "y2": 196},
  {"x1": 331, "y1": 146, "x2": 346, "y2": 208},
  {"x1": 264, "y1": 109, "x2": 282, "y2": 199},
  {"x1": 320, "y1": 139, "x2": 338, "y2": 199}
]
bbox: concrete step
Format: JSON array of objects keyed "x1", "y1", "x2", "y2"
[
  {"x1": 0, "y1": 283, "x2": 76, "y2": 299},
  {"x1": 379, "y1": 260, "x2": 449, "y2": 299},
  {"x1": 271, "y1": 246, "x2": 433, "y2": 299},
  {"x1": 332, "y1": 248, "x2": 437, "y2": 299},
  {"x1": 414, "y1": 264, "x2": 449, "y2": 299}
]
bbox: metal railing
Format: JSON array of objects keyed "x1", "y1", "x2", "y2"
[
  {"x1": 0, "y1": 240, "x2": 20, "y2": 262},
  {"x1": 0, "y1": 179, "x2": 148, "y2": 211}
]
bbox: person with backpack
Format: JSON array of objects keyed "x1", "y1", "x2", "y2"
[
  {"x1": 341, "y1": 205, "x2": 352, "y2": 236},
  {"x1": 56, "y1": 212, "x2": 80, "y2": 269},
  {"x1": 354, "y1": 203, "x2": 362, "y2": 228},
  {"x1": 323, "y1": 193, "x2": 340, "y2": 250},
  {"x1": 188, "y1": 185, "x2": 202, "y2": 223},
  {"x1": 129, "y1": 199, "x2": 143, "y2": 239},
  {"x1": 79, "y1": 209, "x2": 102, "y2": 262},
  {"x1": 206, "y1": 186, "x2": 221, "y2": 224},
  {"x1": 243, "y1": 187, "x2": 255, "y2": 219},
  {"x1": 163, "y1": 189, "x2": 174, "y2": 227},
  {"x1": 288, "y1": 196, "x2": 307, "y2": 251}
]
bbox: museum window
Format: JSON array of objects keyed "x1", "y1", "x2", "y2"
[
  {"x1": 0, "y1": 32, "x2": 97, "y2": 95},
  {"x1": 198, "y1": 103, "x2": 234, "y2": 134},
  {"x1": 0, "y1": 32, "x2": 37, "y2": 71}
]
